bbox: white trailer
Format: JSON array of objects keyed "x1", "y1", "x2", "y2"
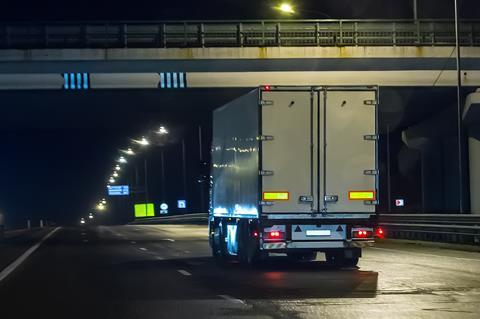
[{"x1": 209, "y1": 86, "x2": 380, "y2": 267}]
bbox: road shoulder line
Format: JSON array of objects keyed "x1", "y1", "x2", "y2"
[{"x1": 0, "y1": 227, "x2": 61, "y2": 284}]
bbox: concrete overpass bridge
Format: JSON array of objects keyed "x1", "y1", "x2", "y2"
[{"x1": 1, "y1": 19, "x2": 480, "y2": 89}]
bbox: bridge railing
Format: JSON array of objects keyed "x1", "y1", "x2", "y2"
[{"x1": 1, "y1": 19, "x2": 480, "y2": 49}]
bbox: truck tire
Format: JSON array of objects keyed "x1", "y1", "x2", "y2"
[
  {"x1": 237, "y1": 225, "x2": 259, "y2": 267},
  {"x1": 212, "y1": 226, "x2": 228, "y2": 263},
  {"x1": 287, "y1": 252, "x2": 317, "y2": 261}
]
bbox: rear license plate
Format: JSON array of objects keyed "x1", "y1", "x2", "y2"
[{"x1": 305, "y1": 230, "x2": 331, "y2": 236}]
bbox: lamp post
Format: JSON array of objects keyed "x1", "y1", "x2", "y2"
[
  {"x1": 133, "y1": 136, "x2": 151, "y2": 206},
  {"x1": 454, "y1": 0, "x2": 464, "y2": 213}
]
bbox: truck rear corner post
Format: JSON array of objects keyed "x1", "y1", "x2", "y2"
[{"x1": 209, "y1": 85, "x2": 379, "y2": 267}]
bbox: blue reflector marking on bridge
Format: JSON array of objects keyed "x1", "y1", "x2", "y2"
[
  {"x1": 160, "y1": 73, "x2": 165, "y2": 88},
  {"x1": 83, "y1": 73, "x2": 89, "y2": 89},
  {"x1": 70, "y1": 73, "x2": 75, "y2": 89},
  {"x1": 63, "y1": 73, "x2": 89, "y2": 90},
  {"x1": 166, "y1": 73, "x2": 171, "y2": 88},
  {"x1": 173, "y1": 73, "x2": 178, "y2": 88},
  {"x1": 158, "y1": 72, "x2": 186, "y2": 89},
  {"x1": 179, "y1": 73, "x2": 185, "y2": 88},
  {"x1": 63, "y1": 73, "x2": 69, "y2": 89}
]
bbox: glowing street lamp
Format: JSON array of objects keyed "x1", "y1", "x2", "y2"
[
  {"x1": 113, "y1": 171, "x2": 119, "y2": 178},
  {"x1": 115, "y1": 165, "x2": 121, "y2": 171},
  {"x1": 133, "y1": 137, "x2": 150, "y2": 146},
  {"x1": 109, "y1": 177, "x2": 116, "y2": 183},
  {"x1": 157, "y1": 126, "x2": 169, "y2": 135},
  {"x1": 126, "y1": 148, "x2": 135, "y2": 155},
  {"x1": 96, "y1": 203, "x2": 105, "y2": 211},
  {"x1": 118, "y1": 156, "x2": 127, "y2": 164},
  {"x1": 277, "y1": 3, "x2": 295, "y2": 14}
]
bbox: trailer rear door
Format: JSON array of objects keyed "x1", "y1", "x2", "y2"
[{"x1": 260, "y1": 87, "x2": 377, "y2": 215}]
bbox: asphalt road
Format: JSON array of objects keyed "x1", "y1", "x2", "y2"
[{"x1": 0, "y1": 224, "x2": 480, "y2": 319}]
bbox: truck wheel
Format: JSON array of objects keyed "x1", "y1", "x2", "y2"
[
  {"x1": 212, "y1": 227, "x2": 228, "y2": 263},
  {"x1": 287, "y1": 252, "x2": 317, "y2": 261}
]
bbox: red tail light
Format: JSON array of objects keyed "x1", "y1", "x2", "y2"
[
  {"x1": 263, "y1": 85, "x2": 271, "y2": 91},
  {"x1": 264, "y1": 230, "x2": 285, "y2": 241},
  {"x1": 252, "y1": 231, "x2": 259, "y2": 238},
  {"x1": 353, "y1": 229, "x2": 373, "y2": 239},
  {"x1": 375, "y1": 227, "x2": 385, "y2": 239}
]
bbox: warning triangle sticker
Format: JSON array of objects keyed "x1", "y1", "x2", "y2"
[
  {"x1": 294, "y1": 226, "x2": 302, "y2": 232},
  {"x1": 336, "y1": 225, "x2": 343, "y2": 232}
]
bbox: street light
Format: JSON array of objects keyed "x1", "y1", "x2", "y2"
[
  {"x1": 277, "y1": 3, "x2": 295, "y2": 14},
  {"x1": 109, "y1": 177, "x2": 116, "y2": 183},
  {"x1": 157, "y1": 126, "x2": 169, "y2": 135},
  {"x1": 118, "y1": 156, "x2": 127, "y2": 164},
  {"x1": 133, "y1": 137, "x2": 150, "y2": 146},
  {"x1": 113, "y1": 171, "x2": 119, "y2": 178},
  {"x1": 274, "y1": 2, "x2": 331, "y2": 18},
  {"x1": 115, "y1": 165, "x2": 121, "y2": 171}
]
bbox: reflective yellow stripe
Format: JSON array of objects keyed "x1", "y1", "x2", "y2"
[
  {"x1": 263, "y1": 192, "x2": 289, "y2": 201},
  {"x1": 349, "y1": 191, "x2": 376, "y2": 200}
]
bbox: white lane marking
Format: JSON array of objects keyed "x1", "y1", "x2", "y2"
[
  {"x1": 0, "y1": 227, "x2": 61, "y2": 284},
  {"x1": 218, "y1": 295, "x2": 246, "y2": 305},
  {"x1": 81, "y1": 233, "x2": 86, "y2": 236},
  {"x1": 139, "y1": 247, "x2": 148, "y2": 251},
  {"x1": 177, "y1": 269, "x2": 192, "y2": 276},
  {"x1": 371, "y1": 247, "x2": 480, "y2": 262},
  {"x1": 155, "y1": 256, "x2": 164, "y2": 260},
  {"x1": 82, "y1": 239, "x2": 88, "y2": 243},
  {"x1": 130, "y1": 241, "x2": 136, "y2": 244},
  {"x1": 165, "y1": 239, "x2": 175, "y2": 242}
]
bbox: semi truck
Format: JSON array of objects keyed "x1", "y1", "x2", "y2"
[{"x1": 209, "y1": 86, "x2": 381, "y2": 267}]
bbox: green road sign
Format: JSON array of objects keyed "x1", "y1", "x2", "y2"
[{"x1": 134, "y1": 203, "x2": 155, "y2": 218}]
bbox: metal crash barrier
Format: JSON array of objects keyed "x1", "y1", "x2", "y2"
[
  {"x1": 379, "y1": 214, "x2": 480, "y2": 245},
  {"x1": 1, "y1": 19, "x2": 480, "y2": 49}
]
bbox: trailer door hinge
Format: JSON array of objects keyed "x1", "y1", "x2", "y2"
[
  {"x1": 364, "y1": 200, "x2": 379, "y2": 205},
  {"x1": 259, "y1": 170, "x2": 274, "y2": 176},
  {"x1": 258, "y1": 135, "x2": 274, "y2": 141},
  {"x1": 363, "y1": 99, "x2": 377, "y2": 106},
  {"x1": 363, "y1": 169, "x2": 378, "y2": 176},
  {"x1": 260, "y1": 100, "x2": 274, "y2": 106},
  {"x1": 364, "y1": 134, "x2": 379, "y2": 141},
  {"x1": 259, "y1": 201, "x2": 274, "y2": 206}
]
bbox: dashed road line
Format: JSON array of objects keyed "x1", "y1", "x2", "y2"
[
  {"x1": 155, "y1": 256, "x2": 164, "y2": 260},
  {"x1": 139, "y1": 247, "x2": 148, "y2": 251},
  {"x1": 218, "y1": 294, "x2": 246, "y2": 305},
  {"x1": 130, "y1": 241, "x2": 136, "y2": 244},
  {"x1": 177, "y1": 269, "x2": 192, "y2": 276},
  {"x1": 82, "y1": 239, "x2": 88, "y2": 243},
  {"x1": 165, "y1": 239, "x2": 175, "y2": 242},
  {"x1": 0, "y1": 227, "x2": 61, "y2": 284}
]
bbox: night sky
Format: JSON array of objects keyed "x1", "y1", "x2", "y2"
[
  {"x1": 0, "y1": 0, "x2": 479, "y2": 227},
  {"x1": 1, "y1": 0, "x2": 479, "y2": 21}
]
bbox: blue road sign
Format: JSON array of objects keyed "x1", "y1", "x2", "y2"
[
  {"x1": 177, "y1": 200, "x2": 187, "y2": 209},
  {"x1": 108, "y1": 185, "x2": 130, "y2": 196}
]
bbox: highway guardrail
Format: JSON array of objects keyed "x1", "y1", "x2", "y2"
[
  {"x1": 130, "y1": 212, "x2": 480, "y2": 245},
  {"x1": 378, "y1": 214, "x2": 480, "y2": 245},
  {"x1": 1, "y1": 19, "x2": 480, "y2": 49},
  {"x1": 130, "y1": 213, "x2": 209, "y2": 225}
]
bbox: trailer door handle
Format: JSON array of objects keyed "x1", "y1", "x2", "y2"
[{"x1": 324, "y1": 195, "x2": 338, "y2": 203}]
